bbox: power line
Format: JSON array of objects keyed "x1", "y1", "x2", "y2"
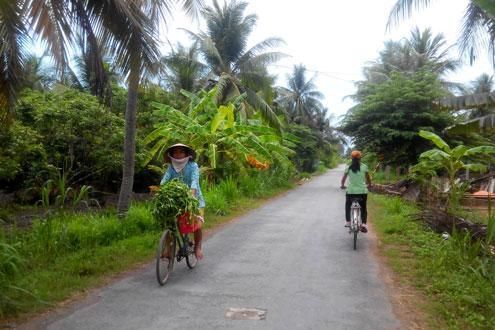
[{"x1": 268, "y1": 64, "x2": 359, "y2": 83}]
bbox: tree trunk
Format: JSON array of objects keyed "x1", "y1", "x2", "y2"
[
  {"x1": 385, "y1": 165, "x2": 391, "y2": 181},
  {"x1": 117, "y1": 66, "x2": 140, "y2": 216}
]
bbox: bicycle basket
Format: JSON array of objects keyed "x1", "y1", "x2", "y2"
[{"x1": 177, "y1": 212, "x2": 199, "y2": 234}]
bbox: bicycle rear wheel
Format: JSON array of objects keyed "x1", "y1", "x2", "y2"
[
  {"x1": 351, "y1": 206, "x2": 360, "y2": 250},
  {"x1": 353, "y1": 230, "x2": 358, "y2": 250},
  {"x1": 156, "y1": 230, "x2": 176, "y2": 285},
  {"x1": 184, "y1": 233, "x2": 198, "y2": 269}
]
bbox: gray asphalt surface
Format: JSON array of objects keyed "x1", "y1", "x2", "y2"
[{"x1": 37, "y1": 166, "x2": 400, "y2": 329}]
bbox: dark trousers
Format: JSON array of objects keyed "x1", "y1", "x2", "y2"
[{"x1": 345, "y1": 194, "x2": 368, "y2": 224}]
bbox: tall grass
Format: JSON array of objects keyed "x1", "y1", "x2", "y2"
[
  {"x1": 371, "y1": 195, "x2": 495, "y2": 329},
  {"x1": 0, "y1": 238, "x2": 25, "y2": 316}
]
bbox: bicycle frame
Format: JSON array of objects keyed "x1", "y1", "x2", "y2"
[{"x1": 174, "y1": 231, "x2": 194, "y2": 262}]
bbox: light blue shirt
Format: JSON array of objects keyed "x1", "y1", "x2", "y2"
[{"x1": 160, "y1": 161, "x2": 205, "y2": 208}]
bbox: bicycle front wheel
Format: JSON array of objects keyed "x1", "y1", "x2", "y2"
[
  {"x1": 185, "y1": 233, "x2": 198, "y2": 269},
  {"x1": 156, "y1": 230, "x2": 176, "y2": 285}
]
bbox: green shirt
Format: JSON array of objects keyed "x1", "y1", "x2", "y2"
[{"x1": 345, "y1": 163, "x2": 368, "y2": 194}]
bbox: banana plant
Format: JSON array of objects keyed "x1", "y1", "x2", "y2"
[
  {"x1": 412, "y1": 130, "x2": 495, "y2": 207},
  {"x1": 143, "y1": 89, "x2": 294, "y2": 180}
]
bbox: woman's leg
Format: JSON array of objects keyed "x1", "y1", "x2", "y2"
[
  {"x1": 345, "y1": 194, "x2": 352, "y2": 222},
  {"x1": 358, "y1": 194, "x2": 368, "y2": 224},
  {"x1": 194, "y1": 208, "x2": 204, "y2": 259}
]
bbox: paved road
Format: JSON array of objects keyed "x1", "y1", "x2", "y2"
[{"x1": 35, "y1": 166, "x2": 400, "y2": 329}]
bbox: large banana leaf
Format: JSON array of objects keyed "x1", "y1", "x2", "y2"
[
  {"x1": 465, "y1": 145, "x2": 495, "y2": 156},
  {"x1": 419, "y1": 130, "x2": 451, "y2": 152}
]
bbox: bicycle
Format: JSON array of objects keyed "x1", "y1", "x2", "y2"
[
  {"x1": 348, "y1": 197, "x2": 363, "y2": 250},
  {"x1": 340, "y1": 186, "x2": 363, "y2": 250},
  {"x1": 156, "y1": 213, "x2": 199, "y2": 286}
]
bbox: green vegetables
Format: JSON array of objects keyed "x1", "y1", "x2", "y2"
[{"x1": 151, "y1": 179, "x2": 199, "y2": 228}]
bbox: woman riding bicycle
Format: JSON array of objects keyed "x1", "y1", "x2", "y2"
[
  {"x1": 161, "y1": 143, "x2": 205, "y2": 259},
  {"x1": 340, "y1": 150, "x2": 372, "y2": 233}
]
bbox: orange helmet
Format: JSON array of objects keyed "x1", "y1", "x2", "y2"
[{"x1": 351, "y1": 150, "x2": 362, "y2": 159}]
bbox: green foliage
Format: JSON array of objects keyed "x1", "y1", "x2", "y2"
[
  {"x1": 204, "y1": 188, "x2": 228, "y2": 215},
  {"x1": 216, "y1": 177, "x2": 241, "y2": 202},
  {"x1": 144, "y1": 89, "x2": 295, "y2": 180},
  {"x1": 35, "y1": 166, "x2": 98, "y2": 209},
  {"x1": 26, "y1": 207, "x2": 156, "y2": 262},
  {"x1": 0, "y1": 237, "x2": 29, "y2": 316},
  {"x1": 287, "y1": 124, "x2": 320, "y2": 172},
  {"x1": 371, "y1": 195, "x2": 495, "y2": 329},
  {"x1": 0, "y1": 122, "x2": 47, "y2": 186},
  {"x1": 15, "y1": 89, "x2": 124, "y2": 189},
  {"x1": 341, "y1": 70, "x2": 453, "y2": 166},
  {"x1": 412, "y1": 130, "x2": 495, "y2": 207},
  {"x1": 151, "y1": 180, "x2": 199, "y2": 228}
]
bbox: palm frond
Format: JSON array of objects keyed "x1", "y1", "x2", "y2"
[
  {"x1": 0, "y1": 0, "x2": 29, "y2": 122},
  {"x1": 245, "y1": 88, "x2": 283, "y2": 132},
  {"x1": 236, "y1": 51, "x2": 287, "y2": 74},
  {"x1": 459, "y1": 2, "x2": 495, "y2": 65},
  {"x1": 27, "y1": 0, "x2": 72, "y2": 72},
  {"x1": 386, "y1": 0, "x2": 432, "y2": 30},
  {"x1": 216, "y1": 73, "x2": 240, "y2": 104}
]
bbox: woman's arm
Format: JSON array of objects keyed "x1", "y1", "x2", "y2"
[
  {"x1": 366, "y1": 172, "x2": 372, "y2": 187},
  {"x1": 340, "y1": 173, "x2": 348, "y2": 188},
  {"x1": 160, "y1": 166, "x2": 172, "y2": 185},
  {"x1": 190, "y1": 162, "x2": 200, "y2": 197}
]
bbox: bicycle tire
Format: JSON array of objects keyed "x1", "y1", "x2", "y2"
[
  {"x1": 156, "y1": 229, "x2": 175, "y2": 286},
  {"x1": 185, "y1": 233, "x2": 198, "y2": 269},
  {"x1": 353, "y1": 230, "x2": 358, "y2": 250},
  {"x1": 351, "y1": 203, "x2": 360, "y2": 250}
]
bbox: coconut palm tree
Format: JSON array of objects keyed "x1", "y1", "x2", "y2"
[
  {"x1": 353, "y1": 27, "x2": 459, "y2": 103},
  {"x1": 366, "y1": 28, "x2": 457, "y2": 79},
  {"x1": 19, "y1": 53, "x2": 55, "y2": 91},
  {"x1": 471, "y1": 73, "x2": 494, "y2": 94},
  {"x1": 407, "y1": 27, "x2": 459, "y2": 74},
  {"x1": 388, "y1": 0, "x2": 495, "y2": 64},
  {"x1": 186, "y1": 0, "x2": 285, "y2": 131},
  {"x1": 159, "y1": 41, "x2": 207, "y2": 94},
  {"x1": 276, "y1": 64, "x2": 325, "y2": 125}
]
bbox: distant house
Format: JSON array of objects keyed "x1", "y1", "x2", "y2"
[{"x1": 435, "y1": 92, "x2": 495, "y2": 133}]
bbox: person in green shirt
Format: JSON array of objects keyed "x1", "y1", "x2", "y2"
[{"x1": 340, "y1": 150, "x2": 372, "y2": 233}]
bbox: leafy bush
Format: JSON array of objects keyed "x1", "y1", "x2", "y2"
[
  {"x1": 0, "y1": 122, "x2": 47, "y2": 190},
  {"x1": 15, "y1": 89, "x2": 125, "y2": 190}
]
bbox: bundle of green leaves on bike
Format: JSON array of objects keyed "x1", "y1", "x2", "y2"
[{"x1": 151, "y1": 179, "x2": 199, "y2": 229}]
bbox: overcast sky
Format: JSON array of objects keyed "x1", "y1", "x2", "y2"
[{"x1": 162, "y1": 0, "x2": 493, "y2": 122}]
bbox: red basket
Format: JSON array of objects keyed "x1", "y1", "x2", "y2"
[{"x1": 177, "y1": 212, "x2": 199, "y2": 234}]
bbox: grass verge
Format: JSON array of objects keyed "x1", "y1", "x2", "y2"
[{"x1": 369, "y1": 194, "x2": 495, "y2": 329}]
